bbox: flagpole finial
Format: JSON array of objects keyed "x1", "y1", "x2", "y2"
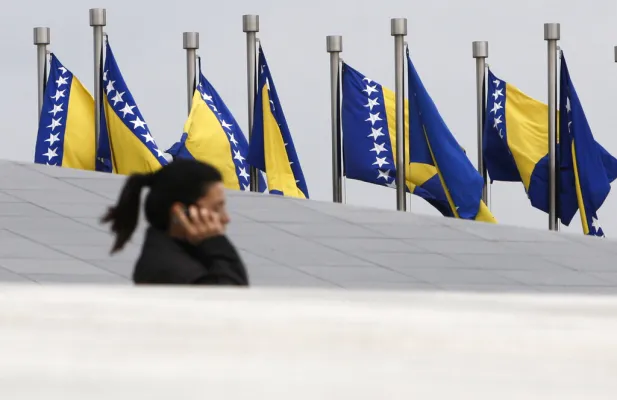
[
  {"x1": 89, "y1": 8, "x2": 106, "y2": 27},
  {"x1": 472, "y1": 41, "x2": 488, "y2": 59},
  {"x1": 544, "y1": 23, "x2": 560, "y2": 41},
  {"x1": 33, "y1": 27, "x2": 50, "y2": 45},
  {"x1": 391, "y1": 18, "x2": 407, "y2": 36},
  {"x1": 326, "y1": 35, "x2": 342, "y2": 53},
  {"x1": 183, "y1": 32, "x2": 199, "y2": 50},
  {"x1": 242, "y1": 15, "x2": 259, "y2": 33}
]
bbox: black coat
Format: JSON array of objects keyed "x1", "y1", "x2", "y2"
[{"x1": 133, "y1": 227, "x2": 249, "y2": 286}]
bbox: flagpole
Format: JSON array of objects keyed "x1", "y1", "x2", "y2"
[
  {"x1": 90, "y1": 8, "x2": 106, "y2": 159},
  {"x1": 614, "y1": 46, "x2": 617, "y2": 63},
  {"x1": 327, "y1": 35, "x2": 343, "y2": 203},
  {"x1": 545, "y1": 23, "x2": 560, "y2": 232},
  {"x1": 33, "y1": 27, "x2": 50, "y2": 121},
  {"x1": 243, "y1": 14, "x2": 260, "y2": 192},
  {"x1": 472, "y1": 41, "x2": 489, "y2": 206},
  {"x1": 391, "y1": 18, "x2": 407, "y2": 212},
  {"x1": 183, "y1": 32, "x2": 199, "y2": 114}
]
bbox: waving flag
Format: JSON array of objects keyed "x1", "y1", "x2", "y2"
[
  {"x1": 407, "y1": 50, "x2": 495, "y2": 222},
  {"x1": 559, "y1": 54, "x2": 617, "y2": 237},
  {"x1": 247, "y1": 45, "x2": 309, "y2": 199},
  {"x1": 99, "y1": 39, "x2": 168, "y2": 174},
  {"x1": 34, "y1": 54, "x2": 95, "y2": 170},
  {"x1": 341, "y1": 62, "x2": 453, "y2": 217},
  {"x1": 483, "y1": 70, "x2": 552, "y2": 213},
  {"x1": 167, "y1": 66, "x2": 266, "y2": 192}
]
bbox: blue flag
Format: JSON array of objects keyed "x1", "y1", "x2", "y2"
[
  {"x1": 559, "y1": 54, "x2": 617, "y2": 237},
  {"x1": 407, "y1": 49, "x2": 495, "y2": 222},
  {"x1": 247, "y1": 45, "x2": 309, "y2": 199}
]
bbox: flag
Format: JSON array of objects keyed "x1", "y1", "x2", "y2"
[
  {"x1": 166, "y1": 67, "x2": 266, "y2": 192},
  {"x1": 407, "y1": 50, "x2": 496, "y2": 222},
  {"x1": 483, "y1": 69, "x2": 552, "y2": 214},
  {"x1": 99, "y1": 39, "x2": 168, "y2": 174},
  {"x1": 341, "y1": 62, "x2": 453, "y2": 217},
  {"x1": 34, "y1": 54, "x2": 95, "y2": 170},
  {"x1": 247, "y1": 45, "x2": 309, "y2": 199},
  {"x1": 559, "y1": 54, "x2": 617, "y2": 236}
]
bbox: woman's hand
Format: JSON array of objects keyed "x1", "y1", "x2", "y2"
[{"x1": 172, "y1": 204, "x2": 225, "y2": 244}]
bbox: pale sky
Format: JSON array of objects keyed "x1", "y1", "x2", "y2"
[{"x1": 2, "y1": 0, "x2": 617, "y2": 235}]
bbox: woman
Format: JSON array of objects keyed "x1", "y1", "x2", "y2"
[{"x1": 101, "y1": 159, "x2": 249, "y2": 286}]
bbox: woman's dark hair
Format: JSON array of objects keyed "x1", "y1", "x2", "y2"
[{"x1": 101, "y1": 159, "x2": 223, "y2": 253}]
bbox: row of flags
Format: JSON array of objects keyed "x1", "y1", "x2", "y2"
[{"x1": 35, "y1": 39, "x2": 616, "y2": 237}]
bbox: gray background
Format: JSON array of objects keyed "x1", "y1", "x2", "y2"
[{"x1": 1, "y1": 0, "x2": 616, "y2": 234}]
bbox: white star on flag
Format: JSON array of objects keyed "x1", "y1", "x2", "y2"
[
  {"x1": 365, "y1": 112, "x2": 382, "y2": 125},
  {"x1": 242, "y1": 183, "x2": 250, "y2": 191},
  {"x1": 363, "y1": 77, "x2": 373, "y2": 84},
  {"x1": 106, "y1": 80, "x2": 116, "y2": 94},
  {"x1": 364, "y1": 98, "x2": 380, "y2": 111},
  {"x1": 386, "y1": 180, "x2": 397, "y2": 188},
  {"x1": 493, "y1": 79, "x2": 501, "y2": 87},
  {"x1": 56, "y1": 76, "x2": 68, "y2": 87},
  {"x1": 154, "y1": 148, "x2": 165, "y2": 158},
  {"x1": 221, "y1": 120, "x2": 233, "y2": 130},
  {"x1": 377, "y1": 169, "x2": 390, "y2": 180},
  {"x1": 373, "y1": 157, "x2": 389, "y2": 168},
  {"x1": 51, "y1": 90, "x2": 65, "y2": 101},
  {"x1": 45, "y1": 132, "x2": 60, "y2": 146},
  {"x1": 47, "y1": 117, "x2": 62, "y2": 131},
  {"x1": 58, "y1": 67, "x2": 67, "y2": 75},
  {"x1": 566, "y1": 97, "x2": 571, "y2": 112},
  {"x1": 110, "y1": 91, "x2": 125, "y2": 106},
  {"x1": 201, "y1": 92, "x2": 213, "y2": 102},
  {"x1": 48, "y1": 104, "x2": 63, "y2": 116},
  {"x1": 370, "y1": 142, "x2": 387, "y2": 155},
  {"x1": 228, "y1": 133, "x2": 239, "y2": 146},
  {"x1": 238, "y1": 167, "x2": 250, "y2": 181},
  {"x1": 43, "y1": 148, "x2": 58, "y2": 161},
  {"x1": 493, "y1": 115, "x2": 502, "y2": 129},
  {"x1": 233, "y1": 149, "x2": 245, "y2": 164},
  {"x1": 363, "y1": 85, "x2": 378, "y2": 96},
  {"x1": 102, "y1": 70, "x2": 108, "y2": 81},
  {"x1": 490, "y1": 102, "x2": 503, "y2": 114},
  {"x1": 120, "y1": 103, "x2": 136, "y2": 117},
  {"x1": 141, "y1": 132, "x2": 154, "y2": 143},
  {"x1": 131, "y1": 116, "x2": 147, "y2": 130},
  {"x1": 592, "y1": 217, "x2": 601, "y2": 233},
  {"x1": 368, "y1": 127, "x2": 385, "y2": 140},
  {"x1": 210, "y1": 105, "x2": 218, "y2": 112},
  {"x1": 492, "y1": 89, "x2": 503, "y2": 100}
]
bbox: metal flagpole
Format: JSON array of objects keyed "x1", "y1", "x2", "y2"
[
  {"x1": 391, "y1": 18, "x2": 407, "y2": 212},
  {"x1": 90, "y1": 8, "x2": 106, "y2": 159},
  {"x1": 243, "y1": 14, "x2": 260, "y2": 192},
  {"x1": 327, "y1": 35, "x2": 343, "y2": 203},
  {"x1": 472, "y1": 41, "x2": 489, "y2": 206},
  {"x1": 614, "y1": 46, "x2": 617, "y2": 63},
  {"x1": 545, "y1": 23, "x2": 560, "y2": 232},
  {"x1": 33, "y1": 27, "x2": 50, "y2": 121},
  {"x1": 183, "y1": 32, "x2": 199, "y2": 114}
]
